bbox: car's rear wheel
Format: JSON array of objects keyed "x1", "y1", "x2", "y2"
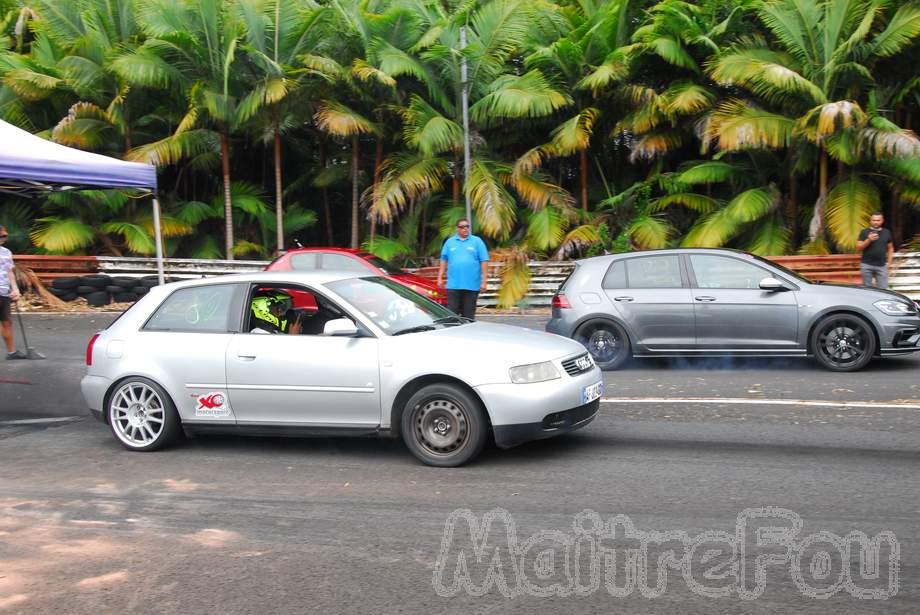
[
  {"x1": 810, "y1": 314, "x2": 876, "y2": 372},
  {"x1": 107, "y1": 377, "x2": 182, "y2": 451},
  {"x1": 401, "y1": 384, "x2": 487, "y2": 467},
  {"x1": 576, "y1": 320, "x2": 631, "y2": 370}
]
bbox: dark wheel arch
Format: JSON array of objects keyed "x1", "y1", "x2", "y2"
[
  {"x1": 806, "y1": 310, "x2": 881, "y2": 358},
  {"x1": 389, "y1": 375, "x2": 491, "y2": 441}
]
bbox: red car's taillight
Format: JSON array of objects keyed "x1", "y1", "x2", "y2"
[
  {"x1": 86, "y1": 333, "x2": 100, "y2": 366},
  {"x1": 551, "y1": 293, "x2": 571, "y2": 309}
]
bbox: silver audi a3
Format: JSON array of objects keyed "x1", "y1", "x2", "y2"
[
  {"x1": 546, "y1": 248, "x2": 920, "y2": 372},
  {"x1": 82, "y1": 271, "x2": 602, "y2": 466}
]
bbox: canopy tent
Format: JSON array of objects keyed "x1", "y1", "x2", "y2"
[{"x1": 0, "y1": 120, "x2": 165, "y2": 283}]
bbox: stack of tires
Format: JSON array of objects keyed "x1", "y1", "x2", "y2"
[{"x1": 49, "y1": 275, "x2": 162, "y2": 306}]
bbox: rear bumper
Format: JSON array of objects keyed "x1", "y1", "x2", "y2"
[
  {"x1": 492, "y1": 399, "x2": 599, "y2": 448},
  {"x1": 81, "y1": 374, "x2": 110, "y2": 422}
]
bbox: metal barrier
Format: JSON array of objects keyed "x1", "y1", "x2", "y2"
[{"x1": 13, "y1": 252, "x2": 920, "y2": 305}]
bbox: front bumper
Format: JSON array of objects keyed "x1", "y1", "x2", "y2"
[
  {"x1": 492, "y1": 399, "x2": 599, "y2": 448},
  {"x1": 475, "y1": 364, "x2": 602, "y2": 448},
  {"x1": 878, "y1": 316, "x2": 920, "y2": 355}
]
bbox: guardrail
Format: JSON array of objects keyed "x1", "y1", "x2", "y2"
[{"x1": 13, "y1": 252, "x2": 920, "y2": 306}]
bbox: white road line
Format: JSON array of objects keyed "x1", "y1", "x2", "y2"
[
  {"x1": 600, "y1": 397, "x2": 920, "y2": 410},
  {"x1": 0, "y1": 416, "x2": 83, "y2": 425}
]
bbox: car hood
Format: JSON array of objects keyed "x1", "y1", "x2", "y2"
[
  {"x1": 426, "y1": 321, "x2": 586, "y2": 362},
  {"x1": 808, "y1": 281, "x2": 914, "y2": 303}
]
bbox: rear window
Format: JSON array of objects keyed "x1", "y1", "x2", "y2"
[
  {"x1": 601, "y1": 260, "x2": 626, "y2": 289},
  {"x1": 144, "y1": 284, "x2": 237, "y2": 332},
  {"x1": 290, "y1": 253, "x2": 319, "y2": 270}
]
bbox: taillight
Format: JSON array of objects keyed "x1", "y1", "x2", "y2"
[
  {"x1": 86, "y1": 333, "x2": 100, "y2": 366},
  {"x1": 551, "y1": 293, "x2": 571, "y2": 309}
]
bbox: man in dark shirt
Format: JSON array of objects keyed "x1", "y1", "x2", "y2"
[{"x1": 856, "y1": 212, "x2": 894, "y2": 289}]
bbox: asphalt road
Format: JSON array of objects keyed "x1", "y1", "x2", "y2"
[{"x1": 1, "y1": 313, "x2": 918, "y2": 613}]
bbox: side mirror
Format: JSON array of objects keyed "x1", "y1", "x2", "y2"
[
  {"x1": 759, "y1": 277, "x2": 787, "y2": 291},
  {"x1": 323, "y1": 318, "x2": 358, "y2": 336}
]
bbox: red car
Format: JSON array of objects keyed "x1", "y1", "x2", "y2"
[{"x1": 266, "y1": 247, "x2": 446, "y2": 304}]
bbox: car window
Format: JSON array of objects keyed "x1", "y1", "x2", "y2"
[
  {"x1": 144, "y1": 284, "x2": 237, "y2": 332},
  {"x1": 245, "y1": 284, "x2": 347, "y2": 336},
  {"x1": 601, "y1": 260, "x2": 626, "y2": 289},
  {"x1": 361, "y1": 254, "x2": 402, "y2": 275},
  {"x1": 690, "y1": 255, "x2": 770, "y2": 289},
  {"x1": 289, "y1": 253, "x2": 319, "y2": 270},
  {"x1": 326, "y1": 277, "x2": 458, "y2": 335},
  {"x1": 626, "y1": 255, "x2": 682, "y2": 289},
  {"x1": 322, "y1": 253, "x2": 369, "y2": 272}
]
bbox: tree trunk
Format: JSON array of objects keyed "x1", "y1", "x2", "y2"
[
  {"x1": 786, "y1": 171, "x2": 798, "y2": 250},
  {"x1": 807, "y1": 151, "x2": 828, "y2": 244},
  {"x1": 274, "y1": 128, "x2": 284, "y2": 254},
  {"x1": 319, "y1": 140, "x2": 333, "y2": 246},
  {"x1": 369, "y1": 138, "x2": 383, "y2": 247},
  {"x1": 351, "y1": 134, "x2": 360, "y2": 249},
  {"x1": 580, "y1": 149, "x2": 588, "y2": 211},
  {"x1": 220, "y1": 131, "x2": 234, "y2": 260}
]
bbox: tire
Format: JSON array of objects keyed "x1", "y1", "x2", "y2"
[
  {"x1": 51, "y1": 276, "x2": 80, "y2": 290},
  {"x1": 810, "y1": 314, "x2": 876, "y2": 372},
  {"x1": 112, "y1": 276, "x2": 137, "y2": 289},
  {"x1": 113, "y1": 292, "x2": 138, "y2": 303},
  {"x1": 106, "y1": 285, "x2": 123, "y2": 293},
  {"x1": 401, "y1": 383, "x2": 488, "y2": 467},
  {"x1": 107, "y1": 377, "x2": 182, "y2": 451},
  {"x1": 49, "y1": 287, "x2": 73, "y2": 297},
  {"x1": 86, "y1": 291, "x2": 110, "y2": 306},
  {"x1": 575, "y1": 320, "x2": 631, "y2": 370},
  {"x1": 81, "y1": 274, "x2": 111, "y2": 289},
  {"x1": 75, "y1": 285, "x2": 96, "y2": 295},
  {"x1": 133, "y1": 286, "x2": 149, "y2": 295},
  {"x1": 57, "y1": 291, "x2": 78, "y2": 302},
  {"x1": 139, "y1": 276, "x2": 160, "y2": 288}
]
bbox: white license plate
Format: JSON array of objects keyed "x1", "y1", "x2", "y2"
[
  {"x1": 582, "y1": 381, "x2": 603, "y2": 404},
  {"x1": 575, "y1": 355, "x2": 593, "y2": 371}
]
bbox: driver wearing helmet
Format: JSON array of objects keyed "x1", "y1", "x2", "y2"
[{"x1": 250, "y1": 289, "x2": 302, "y2": 334}]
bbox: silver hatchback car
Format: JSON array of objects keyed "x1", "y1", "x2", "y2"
[
  {"x1": 82, "y1": 271, "x2": 602, "y2": 466},
  {"x1": 546, "y1": 248, "x2": 920, "y2": 371}
]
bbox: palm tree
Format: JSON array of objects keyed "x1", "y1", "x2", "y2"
[
  {"x1": 113, "y1": 0, "x2": 252, "y2": 259},
  {"x1": 707, "y1": 0, "x2": 920, "y2": 249},
  {"x1": 237, "y1": 0, "x2": 331, "y2": 253}
]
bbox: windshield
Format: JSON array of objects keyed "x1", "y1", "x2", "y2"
[
  {"x1": 326, "y1": 277, "x2": 462, "y2": 335},
  {"x1": 361, "y1": 254, "x2": 404, "y2": 275},
  {"x1": 748, "y1": 254, "x2": 813, "y2": 284}
]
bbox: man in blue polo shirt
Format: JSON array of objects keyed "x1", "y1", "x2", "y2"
[{"x1": 437, "y1": 218, "x2": 489, "y2": 320}]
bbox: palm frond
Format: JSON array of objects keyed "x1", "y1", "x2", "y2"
[
  {"x1": 708, "y1": 50, "x2": 825, "y2": 106},
  {"x1": 871, "y1": 2, "x2": 920, "y2": 57},
  {"x1": 826, "y1": 177, "x2": 879, "y2": 250},
  {"x1": 675, "y1": 161, "x2": 739, "y2": 185},
  {"x1": 315, "y1": 100, "x2": 378, "y2": 137},
  {"x1": 490, "y1": 246, "x2": 531, "y2": 309},
  {"x1": 466, "y1": 160, "x2": 517, "y2": 240},
  {"x1": 100, "y1": 221, "x2": 157, "y2": 254},
  {"x1": 746, "y1": 212, "x2": 790, "y2": 256},
  {"x1": 470, "y1": 70, "x2": 571, "y2": 126},
  {"x1": 125, "y1": 129, "x2": 219, "y2": 166},
  {"x1": 368, "y1": 153, "x2": 448, "y2": 223},
  {"x1": 707, "y1": 99, "x2": 794, "y2": 151},
  {"x1": 651, "y1": 193, "x2": 721, "y2": 214},
  {"x1": 30, "y1": 217, "x2": 95, "y2": 253},
  {"x1": 549, "y1": 108, "x2": 599, "y2": 155},
  {"x1": 628, "y1": 215, "x2": 672, "y2": 249}
]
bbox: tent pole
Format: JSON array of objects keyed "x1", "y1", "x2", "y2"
[{"x1": 152, "y1": 196, "x2": 165, "y2": 285}]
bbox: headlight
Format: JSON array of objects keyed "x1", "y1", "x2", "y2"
[
  {"x1": 509, "y1": 361, "x2": 560, "y2": 384},
  {"x1": 874, "y1": 300, "x2": 914, "y2": 316}
]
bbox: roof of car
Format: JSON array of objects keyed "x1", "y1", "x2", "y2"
[
  {"x1": 159, "y1": 270, "x2": 371, "y2": 290},
  {"x1": 281, "y1": 247, "x2": 365, "y2": 256},
  {"x1": 580, "y1": 247, "x2": 752, "y2": 263}
]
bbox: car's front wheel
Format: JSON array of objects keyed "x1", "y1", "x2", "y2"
[
  {"x1": 401, "y1": 384, "x2": 488, "y2": 467},
  {"x1": 810, "y1": 314, "x2": 876, "y2": 372},
  {"x1": 576, "y1": 320, "x2": 631, "y2": 370},
  {"x1": 107, "y1": 377, "x2": 182, "y2": 451}
]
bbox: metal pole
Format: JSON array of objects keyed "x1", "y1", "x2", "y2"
[
  {"x1": 152, "y1": 196, "x2": 165, "y2": 285},
  {"x1": 460, "y1": 24, "x2": 472, "y2": 225}
]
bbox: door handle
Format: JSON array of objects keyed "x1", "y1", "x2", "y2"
[
  {"x1": 694, "y1": 296, "x2": 716, "y2": 302},
  {"x1": 237, "y1": 354, "x2": 256, "y2": 361},
  {"x1": 614, "y1": 296, "x2": 634, "y2": 302}
]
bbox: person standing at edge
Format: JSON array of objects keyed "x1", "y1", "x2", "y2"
[
  {"x1": 856, "y1": 212, "x2": 895, "y2": 289},
  {"x1": 0, "y1": 225, "x2": 25, "y2": 359},
  {"x1": 437, "y1": 218, "x2": 489, "y2": 320}
]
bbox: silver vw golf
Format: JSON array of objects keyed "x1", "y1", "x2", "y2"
[
  {"x1": 547, "y1": 248, "x2": 920, "y2": 371},
  {"x1": 82, "y1": 271, "x2": 602, "y2": 466}
]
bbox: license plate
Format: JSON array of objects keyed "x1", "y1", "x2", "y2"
[
  {"x1": 582, "y1": 381, "x2": 603, "y2": 404},
  {"x1": 575, "y1": 354, "x2": 593, "y2": 371}
]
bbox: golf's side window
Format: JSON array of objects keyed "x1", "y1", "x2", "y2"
[
  {"x1": 144, "y1": 284, "x2": 237, "y2": 332},
  {"x1": 690, "y1": 255, "x2": 769, "y2": 289},
  {"x1": 625, "y1": 255, "x2": 682, "y2": 289},
  {"x1": 601, "y1": 260, "x2": 627, "y2": 289}
]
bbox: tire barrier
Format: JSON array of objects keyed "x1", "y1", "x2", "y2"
[{"x1": 49, "y1": 274, "x2": 166, "y2": 306}]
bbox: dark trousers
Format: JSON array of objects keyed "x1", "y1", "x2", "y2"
[{"x1": 446, "y1": 290, "x2": 479, "y2": 320}]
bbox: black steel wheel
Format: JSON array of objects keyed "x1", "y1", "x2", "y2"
[
  {"x1": 810, "y1": 314, "x2": 876, "y2": 372},
  {"x1": 401, "y1": 384, "x2": 487, "y2": 467},
  {"x1": 576, "y1": 320, "x2": 631, "y2": 370}
]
